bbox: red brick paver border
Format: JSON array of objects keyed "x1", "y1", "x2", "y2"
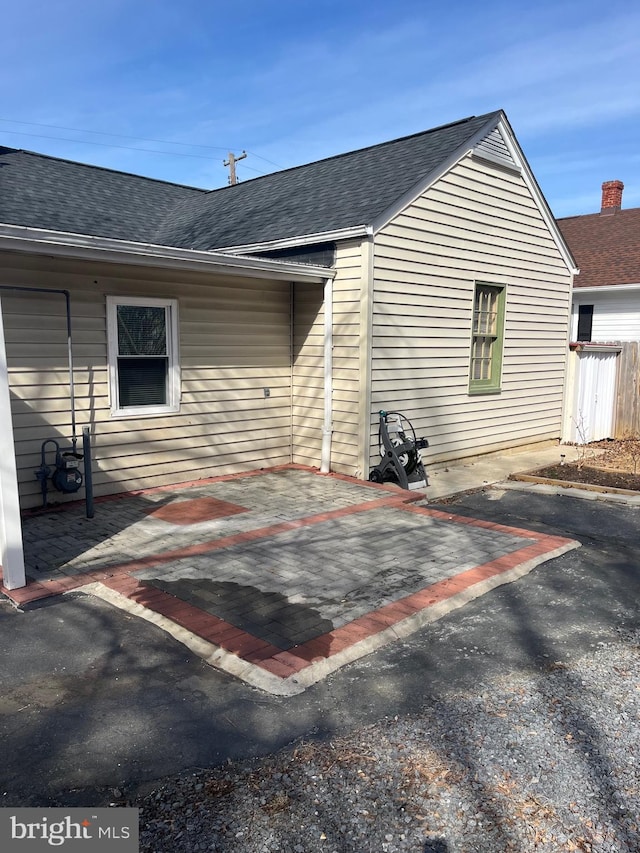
[{"x1": 80, "y1": 504, "x2": 579, "y2": 684}]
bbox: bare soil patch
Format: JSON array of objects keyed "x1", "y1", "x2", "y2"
[{"x1": 521, "y1": 439, "x2": 640, "y2": 493}]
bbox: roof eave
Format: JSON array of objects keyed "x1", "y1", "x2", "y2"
[
  {"x1": 217, "y1": 224, "x2": 373, "y2": 255},
  {"x1": 573, "y1": 282, "x2": 640, "y2": 294},
  {"x1": 0, "y1": 224, "x2": 335, "y2": 283}
]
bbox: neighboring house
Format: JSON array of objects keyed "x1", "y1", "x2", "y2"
[
  {"x1": 558, "y1": 182, "x2": 640, "y2": 442},
  {"x1": 0, "y1": 109, "x2": 576, "y2": 519}
]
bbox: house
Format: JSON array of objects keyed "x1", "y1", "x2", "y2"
[
  {"x1": 0, "y1": 109, "x2": 576, "y2": 531},
  {"x1": 557, "y1": 181, "x2": 640, "y2": 442}
]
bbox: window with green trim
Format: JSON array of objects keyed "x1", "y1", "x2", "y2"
[{"x1": 469, "y1": 283, "x2": 505, "y2": 394}]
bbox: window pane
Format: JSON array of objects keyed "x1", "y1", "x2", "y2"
[
  {"x1": 473, "y1": 288, "x2": 498, "y2": 335},
  {"x1": 471, "y1": 337, "x2": 492, "y2": 380},
  {"x1": 577, "y1": 305, "x2": 593, "y2": 341},
  {"x1": 118, "y1": 357, "x2": 167, "y2": 407},
  {"x1": 117, "y1": 305, "x2": 167, "y2": 356}
]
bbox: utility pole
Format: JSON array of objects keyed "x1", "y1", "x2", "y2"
[{"x1": 223, "y1": 150, "x2": 247, "y2": 185}]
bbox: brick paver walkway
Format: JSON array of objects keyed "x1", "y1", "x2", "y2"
[
  {"x1": 1, "y1": 465, "x2": 579, "y2": 694},
  {"x1": 21, "y1": 468, "x2": 392, "y2": 579}
]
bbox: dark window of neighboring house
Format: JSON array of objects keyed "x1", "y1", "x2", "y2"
[{"x1": 577, "y1": 304, "x2": 593, "y2": 341}]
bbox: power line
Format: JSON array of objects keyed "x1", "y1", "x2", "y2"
[
  {"x1": 0, "y1": 128, "x2": 268, "y2": 177},
  {"x1": 0, "y1": 117, "x2": 231, "y2": 151},
  {"x1": 0, "y1": 117, "x2": 284, "y2": 169},
  {"x1": 241, "y1": 161, "x2": 271, "y2": 175},
  {"x1": 245, "y1": 150, "x2": 282, "y2": 169},
  {"x1": 0, "y1": 128, "x2": 217, "y2": 159}
]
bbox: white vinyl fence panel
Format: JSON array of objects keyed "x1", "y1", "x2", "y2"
[{"x1": 571, "y1": 349, "x2": 619, "y2": 443}]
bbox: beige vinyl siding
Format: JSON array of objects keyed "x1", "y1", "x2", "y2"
[
  {"x1": 330, "y1": 240, "x2": 364, "y2": 474},
  {"x1": 1, "y1": 252, "x2": 296, "y2": 508},
  {"x1": 371, "y1": 153, "x2": 572, "y2": 467},
  {"x1": 291, "y1": 241, "x2": 363, "y2": 473},
  {"x1": 292, "y1": 281, "x2": 324, "y2": 466}
]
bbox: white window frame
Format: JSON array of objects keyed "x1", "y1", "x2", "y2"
[{"x1": 107, "y1": 296, "x2": 180, "y2": 418}]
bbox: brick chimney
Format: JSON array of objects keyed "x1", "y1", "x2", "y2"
[{"x1": 601, "y1": 180, "x2": 624, "y2": 213}]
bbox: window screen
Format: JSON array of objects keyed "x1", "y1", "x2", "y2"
[
  {"x1": 107, "y1": 297, "x2": 179, "y2": 416},
  {"x1": 116, "y1": 305, "x2": 168, "y2": 407}
]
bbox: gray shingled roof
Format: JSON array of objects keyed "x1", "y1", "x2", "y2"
[
  {"x1": 0, "y1": 111, "x2": 501, "y2": 251},
  {"x1": 0, "y1": 146, "x2": 203, "y2": 243},
  {"x1": 155, "y1": 112, "x2": 501, "y2": 250}
]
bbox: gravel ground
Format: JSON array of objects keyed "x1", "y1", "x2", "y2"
[{"x1": 137, "y1": 630, "x2": 639, "y2": 853}]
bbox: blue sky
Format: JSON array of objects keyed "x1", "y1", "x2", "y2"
[{"x1": 2, "y1": 0, "x2": 639, "y2": 217}]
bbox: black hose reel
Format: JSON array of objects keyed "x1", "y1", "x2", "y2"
[{"x1": 369, "y1": 410, "x2": 429, "y2": 491}]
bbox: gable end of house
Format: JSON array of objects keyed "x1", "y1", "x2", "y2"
[{"x1": 364, "y1": 113, "x2": 576, "y2": 278}]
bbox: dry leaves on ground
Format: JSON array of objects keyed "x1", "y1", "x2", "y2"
[
  {"x1": 534, "y1": 438, "x2": 640, "y2": 492},
  {"x1": 590, "y1": 438, "x2": 640, "y2": 474}
]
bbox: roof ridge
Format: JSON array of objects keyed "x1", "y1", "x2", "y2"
[
  {"x1": 0, "y1": 146, "x2": 207, "y2": 193},
  {"x1": 558, "y1": 206, "x2": 640, "y2": 222},
  {"x1": 203, "y1": 111, "x2": 501, "y2": 196},
  {"x1": 557, "y1": 212, "x2": 601, "y2": 222}
]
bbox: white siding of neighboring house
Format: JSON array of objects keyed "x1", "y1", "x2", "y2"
[
  {"x1": 1, "y1": 251, "x2": 298, "y2": 508},
  {"x1": 571, "y1": 289, "x2": 640, "y2": 341},
  {"x1": 370, "y1": 152, "x2": 572, "y2": 467}
]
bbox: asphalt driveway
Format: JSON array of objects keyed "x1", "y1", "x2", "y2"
[{"x1": 0, "y1": 486, "x2": 638, "y2": 807}]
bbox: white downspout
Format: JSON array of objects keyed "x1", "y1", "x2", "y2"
[
  {"x1": 357, "y1": 235, "x2": 374, "y2": 479},
  {"x1": 320, "y1": 276, "x2": 333, "y2": 473}
]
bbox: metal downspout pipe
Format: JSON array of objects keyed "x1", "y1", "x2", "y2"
[
  {"x1": 320, "y1": 276, "x2": 333, "y2": 473},
  {"x1": 0, "y1": 284, "x2": 93, "y2": 519},
  {"x1": 0, "y1": 285, "x2": 77, "y2": 448}
]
